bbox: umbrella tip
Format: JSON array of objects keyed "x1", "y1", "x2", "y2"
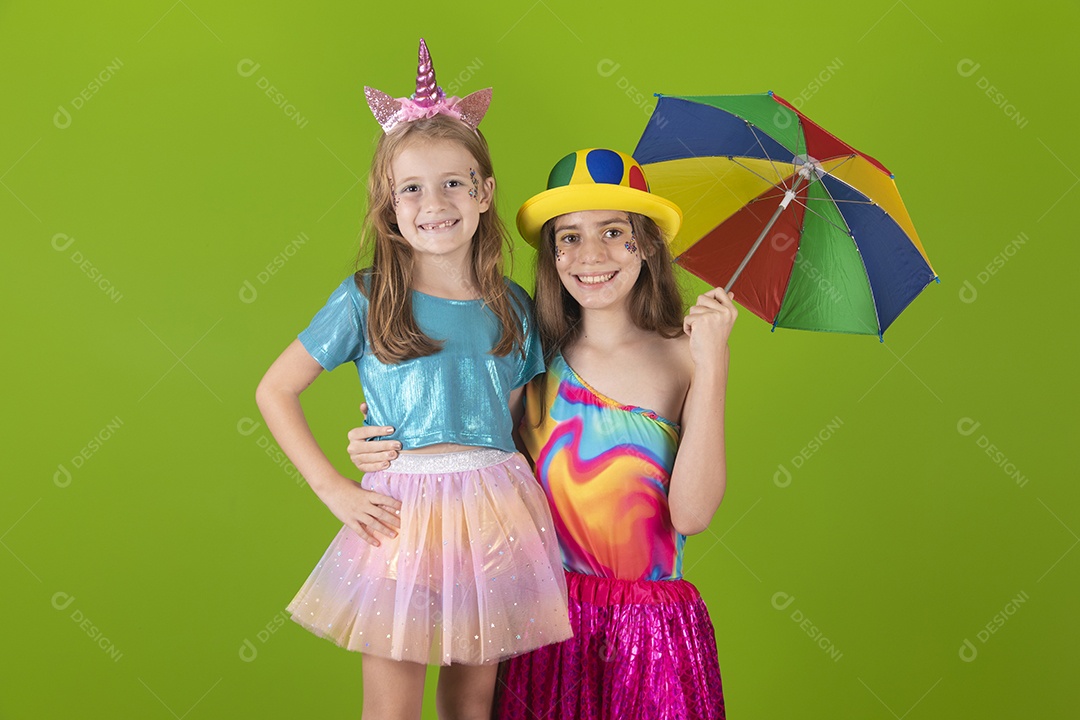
[
  {"x1": 878, "y1": 332, "x2": 885, "y2": 343},
  {"x1": 890, "y1": 173, "x2": 895, "y2": 179},
  {"x1": 934, "y1": 275, "x2": 941, "y2": 284},
  {"x1": 768, "y1": 90, "x2": 774, "y2": 96}
]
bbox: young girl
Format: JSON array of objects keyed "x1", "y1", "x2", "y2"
[
  {"x1": 255, "y1": 40, "x2": 570, "y2": 720},
  {"x1": 350, "y1": 148, "x2": 736, "y2": 719}
]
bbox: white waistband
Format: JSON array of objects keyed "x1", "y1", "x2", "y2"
[{"x1": 386, "y1": 448, "x2": 516, "y2": 473}]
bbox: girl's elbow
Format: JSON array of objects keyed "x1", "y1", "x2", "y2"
[
  {"x1": 673, "y1": 519, "x2": 709, "y2": 536},
  {"x1": 671, "y1": 509, "x2": 715, "y2": 536},
  {"x1": 670, "y1": 492, "x2": 726, "y2": 536},
  {"x1": 255, "y1": 375, "x2": 283, "y2": 411},
  {"x1": 255, "y1": 376, "x2": 270, "y2": 404}
]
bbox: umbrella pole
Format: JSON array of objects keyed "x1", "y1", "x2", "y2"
[{"x1": 724, "y1": 169, "x2": 809, "y2": 293}]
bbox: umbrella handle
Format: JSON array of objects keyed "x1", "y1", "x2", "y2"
[{"x1": 724, "y1": 171, "x2": 808, "y2": 294}]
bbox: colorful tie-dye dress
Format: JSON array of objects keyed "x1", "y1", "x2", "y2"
[{"x1": 497, "y1": 353, "x2": 725, "y2": 719}]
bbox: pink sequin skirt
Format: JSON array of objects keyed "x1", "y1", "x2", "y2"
[
  {"x1": 496, "y1": 572, "x2": 725, "y2": 719},
  {"x1": 287, "y1": 449, "x2": 571, "y2": 666}
]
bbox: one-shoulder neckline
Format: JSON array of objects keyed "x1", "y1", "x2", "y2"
[{"x1": 555, "y1": 353, "x2": 681, "y2": 431}]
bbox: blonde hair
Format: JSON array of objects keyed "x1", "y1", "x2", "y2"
[{"x1": 354, "y1": 115, "x2": 523, "y2": 364}]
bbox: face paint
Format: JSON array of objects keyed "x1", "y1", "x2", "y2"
[
  {"x1": 622, "y1": 214, "x2": 638, "y2": 254},
  {"x1": 469, "y1": 167, "x2": 479, "y2": 201},
  {"x1": 552, "y1": 210, "x2": 644, "y2": 313},
  {"x1": 390, "y1": 141, "x2": 485, "y2": 260}
]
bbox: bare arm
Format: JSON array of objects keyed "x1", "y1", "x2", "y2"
[
  {"x1": 256, "y1": 339, "x2": 400, "y2": 546},
  {"x1": 667, "y1": 288, "x2": 737, "y2": 536}
]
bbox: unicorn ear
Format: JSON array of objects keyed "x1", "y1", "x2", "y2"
[
  {"x1": 365, "y1": 86, "x2": 402, "y2": 133},
  {"x1": 454, "y1": 88, "x2": 492, "y2": 131}
]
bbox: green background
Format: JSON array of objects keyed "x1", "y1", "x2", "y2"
[{"x1": 4, "y1": 1, "x2": 1076, "y2": 717}]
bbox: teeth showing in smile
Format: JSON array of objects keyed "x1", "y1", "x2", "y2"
[
  {"x1": 577, "y1": 272, "x2": 616, "y2": 285},
  {"x1": 419, "y1": 219, "x2": 457, "y2": 230}
]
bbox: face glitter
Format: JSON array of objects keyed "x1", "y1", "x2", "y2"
[
  {"x1": 469, "y1": 167, "x2": 479, "y2": 200},
  {"x1": 624, "y1": 233, "x2": 638, "y2": 255}
]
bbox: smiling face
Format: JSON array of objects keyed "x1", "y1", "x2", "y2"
[
  {"x1": 552, "y1": 210, "x2": 642, "y2": 311},
  {"x1": 389, "y1": 138, "x2": 494, "y2": 264}
]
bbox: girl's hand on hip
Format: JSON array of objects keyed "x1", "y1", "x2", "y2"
[
  {"x1": 347, "y1": 402, "x2": 402, "y2": 472},
  {"x1": 319, "y1": 476, "x2": 401, "y2": 547}
]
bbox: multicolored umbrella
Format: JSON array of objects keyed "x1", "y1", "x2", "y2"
[{"x1": 634, "y1": 91, "x2": 937, "y2": 339}]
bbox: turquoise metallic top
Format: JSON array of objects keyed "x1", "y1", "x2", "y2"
[{"x1": 299, "y1": 274, "x2": 544, "y2": 452}]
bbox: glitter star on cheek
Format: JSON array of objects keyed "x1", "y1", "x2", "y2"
[
  {"x1": 468, "y1": 168, "x2": 479, "y2": 200},
  {"x1": 624, "y1": 234, "x2": 638, "y2": 254}
]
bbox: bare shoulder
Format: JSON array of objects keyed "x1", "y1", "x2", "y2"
[{"x1": 661, "y1": 331, "x2": 694, "y2": 380}]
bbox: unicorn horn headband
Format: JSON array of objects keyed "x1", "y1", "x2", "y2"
[{"x1": 364, "y1": 38, "x2": 492, "y2": 134}]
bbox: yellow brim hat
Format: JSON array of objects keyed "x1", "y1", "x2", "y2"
[{"x1": 517, "y1": 148, "x2": 682, "y2": 246}]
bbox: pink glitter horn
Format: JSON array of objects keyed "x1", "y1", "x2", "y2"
[
  {"x1": 413, "y1": 38, "x2": 440, "y2": 107},
  {"x1": 364, "y1": 38, "x2": 492, "y2": 134}
]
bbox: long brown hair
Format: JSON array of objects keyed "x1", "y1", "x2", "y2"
[
  {"x1": 355, "y1": 115, "x2": 522, "y2": 364},
  {"x1": 532, "y1": 212, "x2": 684, "y2": 419}
]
